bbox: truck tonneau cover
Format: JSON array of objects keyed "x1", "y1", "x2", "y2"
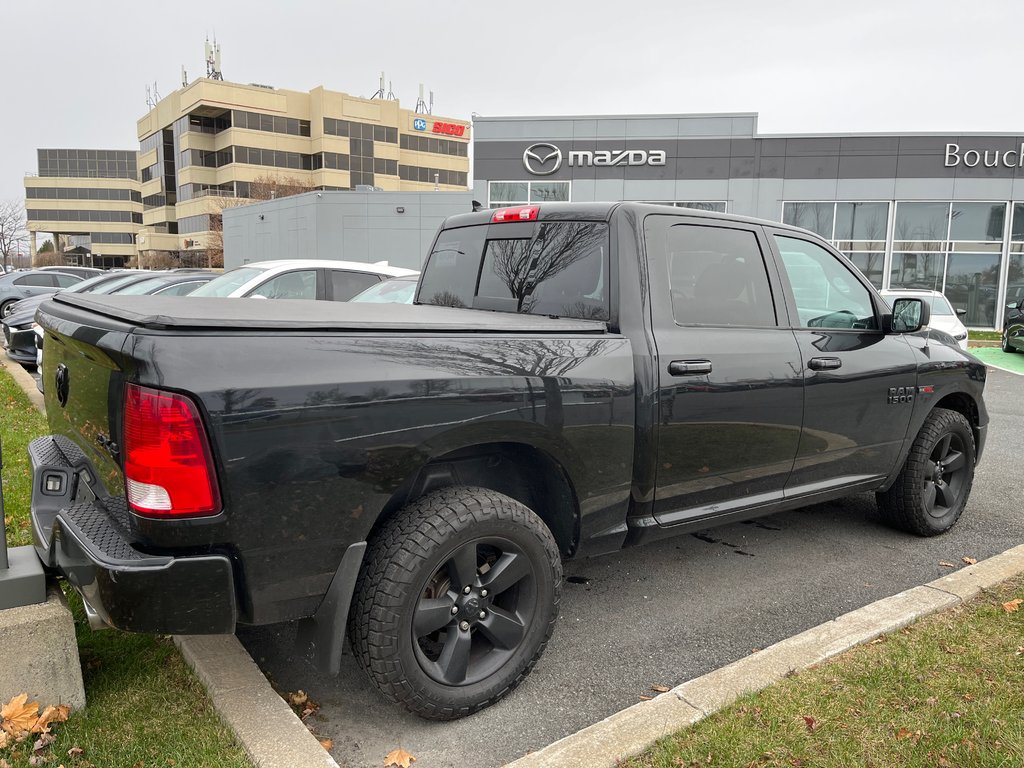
[{"x1": 48, "y1": 293, "x2": 610, "y2": 334}]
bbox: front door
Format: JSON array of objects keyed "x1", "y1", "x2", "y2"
[
  {"x1": 645, "y1": 216, "x2": 804, "y2": 527},
  {"x1": 766, "y1": 230, "x2": 919, "y2": 497}
]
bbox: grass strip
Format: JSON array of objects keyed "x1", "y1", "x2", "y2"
[
  {"x1": 628, "y1": 576, "x2": 1024, "y2": 768},
  {"x1": 969, "y1": 346, "x2": 1024, "y2": 375},
  {"x1": 1, "y1": 364, "x2": 252, "y2": 768}
]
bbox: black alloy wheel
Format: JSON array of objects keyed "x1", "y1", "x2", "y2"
[
  {"x1": 1002, "y1": 327, "x2": 1017, "y2": 353},
  {"x1": 921, "y1": 431, "x2": 968, "y2": 520},
  {"x1": 413, "y1": 536, "x2": 537, "y2": 687}
]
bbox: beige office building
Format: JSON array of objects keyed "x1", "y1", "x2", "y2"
[
  {"x1": 136, "y1": 78, "x2": 471, "y2": 263},
  {"x1": 24, "y1": 149, "x2": 142, "y2": 268}
]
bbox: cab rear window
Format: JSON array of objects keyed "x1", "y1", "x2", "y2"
[{"x1": 417, "y1": 221, "x2": 609, "y2": 320}]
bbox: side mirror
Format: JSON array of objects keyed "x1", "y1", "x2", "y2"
[
  {"x1": 890, "y1": 297, "x2": 930, "y2": 333},
  {"x1": 955, "y1": 308, "x2": 967, "y2": 317}
]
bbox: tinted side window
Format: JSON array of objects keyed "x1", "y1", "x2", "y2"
[
  {"x1": 330, "y1": 270, "x2": 380, "y2": 301},
  {"x1": 248, "y1": 270, "x2": 317, "y2": 300},
  {"x1": 665, "y1": 224, "x2": 776, "y2": 327},
  {"x1": 15, "y1": 274, "x2": 54, "y2": 287},
  {"x1": 418, "y1": 226, "x2": 486, "y2": 308},
  {"x1": 775, "y1": 235, "x2": 878, "y2": 330}
]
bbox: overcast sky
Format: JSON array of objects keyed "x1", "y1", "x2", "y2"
[{"x1": 3, "y1": 0, "x2": 1022, "y2": 204}]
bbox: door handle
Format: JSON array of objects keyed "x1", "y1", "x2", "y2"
[
  {"x1": 668, "y1": 360, "x2": 712, "y2": 376},
  {"x1": 808, "y1": 357, "x2": 842, "y2": 371}
]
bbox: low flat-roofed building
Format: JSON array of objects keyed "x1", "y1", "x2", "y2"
[{"x1": 24, "y1": 148, "x2": 142, "y2": 268}]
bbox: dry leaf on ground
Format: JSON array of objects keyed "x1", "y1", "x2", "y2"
[
  {"x1": 938, "y1": 561, "x2": 957, "y2": 569},
  {"x1": 287, "y1": 690, "x2": 308, "y2": 706},
  {"x1": 384, "y1": 747, "x2": 416, "y2": 768},
  {"x1": 67, "y1": 746, "x2": 84, "y2": 757},
  {"x1": 895, "y1": 727, "x2": 913, "y2": 739},
  {"x1": 319, "y1": 738, "x2": 334, "y2": 751},
  {"x1": 962, "y1": 556, "x2": 977, "y2": 565},
  {"x1": 32, "y1": 704, "x2": 70, "y2": 734},
  {"x1": 1002, "y1": 598, "x2": 1022, "y2": 613},
  {"x1": 1, "y1": 694, "x2": 40, "y2": 736},
  {"x1": 650, "y1": 685, "x2": 670, "y2": 693},
  {"x1": 802, "y1": 715, "x2": 819, "y2": 731}
]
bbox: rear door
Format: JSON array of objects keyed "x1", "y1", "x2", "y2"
[
  {"x1": 644, "y1": 215, "x2": 804, "y2": 526},
  {"x1": 765, "y1": 229, "x2": 919, "y2": 495}
]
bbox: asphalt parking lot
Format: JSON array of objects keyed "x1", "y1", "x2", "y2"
[{"x1": 225, "y1": 367, "x2": 1021, "y2": 767}]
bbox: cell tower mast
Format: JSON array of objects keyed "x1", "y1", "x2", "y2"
[{"x1": 205, "y1": 37, "x2": 224, "y2": 80}]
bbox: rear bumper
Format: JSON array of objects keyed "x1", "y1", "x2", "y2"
[
  {"x1": 27, "y1": 436, "x2": 237, "y2": 634},
  {"x1": 2, "y1": 325, "x2": 37, "y2": 365}
]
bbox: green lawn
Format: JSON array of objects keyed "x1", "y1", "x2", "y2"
[
  {"x1": 628, "y1": 575, "x2": 1024, "y2": 768},
  {"x1": 0, "y1": 363, "x2": 252, "y2": 768}
]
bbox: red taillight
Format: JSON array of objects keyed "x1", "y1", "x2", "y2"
[
  {"x1": 123, "y1": 383, "x2": 221, "y2": 518},
  {"x1": 491, "y1": 205, "x2": 539, "y2": 223}
]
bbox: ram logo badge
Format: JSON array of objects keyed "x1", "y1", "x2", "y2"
[{"x1": 887, "y1": 386, "x2": 914, "y2": 404}]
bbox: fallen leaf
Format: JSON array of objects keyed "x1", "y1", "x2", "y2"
[
  {"x1": 697, "y1": 465, "x2": 710, "y2": 474},
  {"x1": 67, "y1": 747, "x2": 84, "y2": 757},
  {"x1": 802, "y1": 715, "x2": 818, "y2": 731},
  {"x1": 650, "y1": 685, "x2": 670, "y2": 693},
  {"x1": 33, "y1": 732, "x2": 56, "y2": 752},
  {"x1": 1, "y1": 693, "x2": 40, "y2": 737},
  {"x1": 1015, "y1": 646, "x2": 1024, "y2": 656},
  {"x1": 319, "y1": 738, "x2": 333, "y2": 751},
  {"x1": 287, "y1": 690, "x2": 308, "y2": 706},
  {"x1": 896, "y1": 727, "x2": 913, "y2": 740},
  {"x1": 1002, "y1": 598, "x2": 1022, "y2": 613},
  {"x1": 938, "y1": 561, "x2": 957, "y2": 569},
  {"x1": 962, "y1": 557, "x2": 977, "y2": 565},
  {"x1": 28, "y1": 756, "x2": 46, "y2": 767},
  {"x1": 638, "y1": 695, "x2": 653, "y2": 701},
  {"x1": 32, "y1": 704, "x2": 69, "y2": 734},
  {"x1": 0, "y1": 758, "x2": 9, "y2": 768},
  {"x1": 384, "y1": 748, "x2": 416, "y2": 768},
  {"x1": 0, "y1": 731, "x2": 7, "y2": 748}
]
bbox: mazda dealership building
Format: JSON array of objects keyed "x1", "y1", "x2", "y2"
[{"x1": 472, "y1": 112, "x2": 1024, "y2": 330}]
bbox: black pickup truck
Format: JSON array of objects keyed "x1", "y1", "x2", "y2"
[{"x1": 22, "y1": 203, "x2": 987, "y2": 719}]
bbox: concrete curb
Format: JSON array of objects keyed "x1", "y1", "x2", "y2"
[
  {"x1": 174, "y1": 635, "x2": 340, "y2": 768},
  {"x1": 504, "y1": 543, "x2": 1024, "y2": 768}
]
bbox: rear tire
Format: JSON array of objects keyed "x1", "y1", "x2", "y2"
[
  {"x1": 1002, "y1": 328, "x2": 1017, "y2": 353},
  {"x1": 876, "y1": 408, "x2": 975, "y2": 536},
  {"x1": 348, "y1": 486, "x2": 561, "y2": 720},
  {"x1": 0, "y1": 300, "x2": 16, "y2": 319}
]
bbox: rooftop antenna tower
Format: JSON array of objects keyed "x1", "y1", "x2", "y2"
[
  {"x1": 145, "y1": 81, "x2": 161, "y2": 109},
  {"x1": 205, "y1": 37, "x2": 224, "y2": 80},
  {"x1": 370, "y1": 72, "x2": 395, "y2": 100},
  {"x1": 415, "y1": 84, "x2": 431, "y2": 114},
  {"x1": 181, "y1": 66, "x2": 189, "y2": 88}
]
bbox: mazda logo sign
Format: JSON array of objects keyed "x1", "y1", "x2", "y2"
[
  {"x1": 523, "y1": 143, "x2": 563, "y2": 176},
  {"x1": 55, "y1": 364, "x2": 70, "y2": 408}
]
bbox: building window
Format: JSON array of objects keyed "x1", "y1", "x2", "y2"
[
  {"x1": 324, "y1": 118, "x2": 397, "y2": 143},
  {"x1": 26, "y1": 209, "x2": 141, "y2": 224},
  {"x1": 232, "y1": 110, "x2": 309, "y2": 137},
  {"x1": 399, "y1": 133, "x2": 468, "y2": 157},
  {"x1": 488, "y1": 181, "x2": 569, "y2": 206},
  {"x1": 783, "y1": 201, "x2": 890, "y2": 288},
  {"x1": 26, "y1": 187, "x2": 139, "y2": 202},
  {"x1": 178, "y1": 214, "x2": 212, "y2": 234}
]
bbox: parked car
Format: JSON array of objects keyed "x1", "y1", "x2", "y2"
[
  {"x1": 879, "y1": 289, "x2": 969, "y2": 350},
  {"x1": 0, "y1": 270, "x2": 83, "y2": 317},
  {"x1": 107, "y1": 271, "x2": 216, "y2": 297},
  {"x1": 350, "y1": 274, "x2": 419, "y2": 304},
  {"x1": 36, "y1": 265, "x2": 104, "y2": 280},
  {"x1": 1002, "y1": 291, "x2": 1024, "y2": 353},
  {"x1": 22, "y1": 203, "x2": 987, "y2": 720},
  {"x1": 188, "y1": 260, "x2": 419, "y2": 302}
]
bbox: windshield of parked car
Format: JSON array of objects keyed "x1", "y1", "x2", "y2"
[
  {"x1": 63, "y1": 273, "x2": 122, "y2": 293},
  {"x1": 88, "y1": 273, "x2": 157, "y2": 294},
  {"x1": 189, "y1": 267, "x2": 267, "y2": 297},
  {"x1": 112, "y1": 277, "x2": 179, "y2": 295},
  {"x1": 351, "y1": 277, "x2": 418, "y2": 304}
]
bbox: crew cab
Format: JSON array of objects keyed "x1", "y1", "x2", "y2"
[{"x1": 19, "y1": 203, "x2": 987, "y2": 720}]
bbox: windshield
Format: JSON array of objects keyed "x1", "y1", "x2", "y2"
[
  {"x1": 89, "y1": 273, "x2": 156, "y2": 294},
  {"x1": 112, "y1": 277, "x2": 174, "y2": 295},
  {"x1": 189, "y1": 267, "x2": 267, "y2": 297},
  {"x1": 351, "y1": 278, "x2": 418, "y2": 304},
  {"x1": 64, "y1": 273, "x2": 121, "y2": 293}
]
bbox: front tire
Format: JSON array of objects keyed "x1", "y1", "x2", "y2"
[
  {"x1": 1002, "y1": 328, "x2": 1017, "y2": 353},
  {"x1": 0, "y1": 300, "x2": 16, "y2": 319},
  {"x1": 349, "y1": 486, "x2": 561, "y2": 720},
  {"x1": 876, "y1": 408, "x2": 975, "y2": 536}
]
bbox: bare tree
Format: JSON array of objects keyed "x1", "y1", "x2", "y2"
[
  {"x1": 0, "y1": 200, "x2": 27, "y2": 271},
  {"x1": 205, "y1": 174, "x2": 317, "y2": 267}
]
